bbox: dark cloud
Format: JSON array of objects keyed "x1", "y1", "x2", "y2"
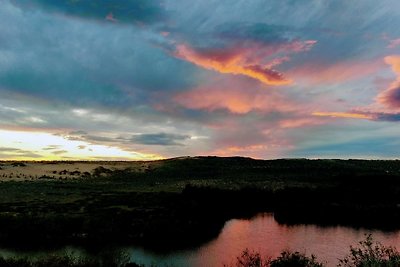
[
  {"x1": 0, "y1": 147, "x2": 41, "y2": 158},
  {"x1": 12, "y1": 0, "x2": 166, "y2": 25},
  {"x1": 51, "y1": 150, "x2": 68, "y2": 155},
  {"x1": 63, "y1": 131, "x2": 115, "y2": 143},
  {"x1": 216, "y1": 23, "x2": 293, "y2": 44},
  {"x1": 130, "y1": 133, "x2": 191, "y2": 146},
  {"x1": 62, "y1": 130, "x2": 192, "y2": 146},
  {"x1": 69, "y1": 131, "x2": 88, "y2": 136},
  {"x1": 378, "y1": 84, "x2": 400, "y2": 109},
  {"x1": 42, "y1": 145, "x2": 61, "y2": 150},
  {"x1": 0, "y1": 147, "x2": 22, "y2": 152},
  {"x1": 85, "y1": 135, "x2": 116, "y2": 143},
  {"x1": 0, "y1": 2, "x2": 195, "y2": 112},
  {"x1": 373, "y1": 112, "x2": 400, "y2": 122}
]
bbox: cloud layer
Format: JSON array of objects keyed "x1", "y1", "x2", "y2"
[{"x1": 1, "y1": 0, "x2": 400, "y2": 159}]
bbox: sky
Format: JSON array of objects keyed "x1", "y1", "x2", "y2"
[{"x1": 1, "y1": 0, "x2": 400, "y2": 160}]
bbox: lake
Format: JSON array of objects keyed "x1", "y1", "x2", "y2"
[{"x1": 2, "y1": 213, "x2": 400, "y2": 266}]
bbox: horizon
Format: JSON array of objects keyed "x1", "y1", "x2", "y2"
[
  {"x1": 0, "y1": 155, "x2": 399, "y2": 162},
  {"x1": 1, "y1": 1, "x2": 400, "y2": 160}
]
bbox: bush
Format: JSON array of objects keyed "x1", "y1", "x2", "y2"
[
  {"x1": 232, "y1": 249, "x2": 270, "y2": 267},
  {"x1": 270, "y1": 251, "x2": 323, "y2": 267},
  {"x1": 338, "y1": 234, "x2": 400, "y2": 267},
  {"x1": 0, "y1": 251, "x2": 140, "y2": 267},
  {"x1": 227, "y1": 249, "x2": 324, "y2": 267}
]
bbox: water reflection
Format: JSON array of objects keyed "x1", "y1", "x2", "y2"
[
  {"x1": 2, "y1": 213, "x2": 400, "y2": 267},
  {"x1": 129, "y1": 213, "x2": 400, "y2": 267}
]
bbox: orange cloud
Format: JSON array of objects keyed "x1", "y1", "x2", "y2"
[
  {"x1": 175, "y1": 44, "x2": 291, "y2": 85},
  {"x1": 279, "y1": 118, "x2": 323, "y2": 128},
  {"x1": 210, "y1": 144, "x2": 275, "y2": 158},
  {"x1": 377, "y1": 55, "x2": 400, "y2": 109},
  {"x1": 312, "y1": 112, "x2": 374, "y2": 120},
  {"x1": 384, "y1": 55, "x2": 400, "y2": 74}
]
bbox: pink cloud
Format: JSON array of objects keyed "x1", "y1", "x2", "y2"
[
  {"x1": 173, "y1": 82, "x2": 297, "y2": 114},
  {"x1": 160, "y1": 31, "x2": 170, "y2": 37},
  {"x1": 377, "y1": 55, "x2": 400, "y2": 109},
  {"x1": 388, "y1": 38, "x2": 400, "y2": 49},
  {"x1": 279, "y1": 118, "x2": 324, "y2": 128},
  {"x1": 173, "y1": 40, "x2": 316, "y2": 86},
  {"x1": 105, "y1": 12, "x2": 117, "y2": 22},
  {"x1": 289, "y1": 59, "x2": 383, "y2": 85}
]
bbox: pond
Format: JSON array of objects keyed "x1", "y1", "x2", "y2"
[
  {"x1": 2, "y1": 213, "x2": 400, "y2": 267},
  {"x1": 128, "y1": 213, "x2": 400, "y2": 267}
]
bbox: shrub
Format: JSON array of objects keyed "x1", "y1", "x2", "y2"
[
  {"x1": 338, "y1": 234, "x2": 400, "y2": 267},
  {"x1": 232, "y1": 249, "x2": 270, "y2": 267},
  {"x1": 270, "y1": 251, "x2": 324, "y2": 267},
  {"x1": 227, "y1": 249, "x2": 324, "y2": 267}
]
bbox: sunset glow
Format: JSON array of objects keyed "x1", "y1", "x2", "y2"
[
  {"x1": 0, "y1": 130, "x2": 162, "y2": 160},
  {"x1": 1, "y1": 0, "x2": 400, "y2": 159},
  {"x1": 311, "y1": 112, "x2": 374, "y2": 120}
]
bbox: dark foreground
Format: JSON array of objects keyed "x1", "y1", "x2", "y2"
[{"x1": 0, "y1": 157, "x2": 400, "y2": 253}]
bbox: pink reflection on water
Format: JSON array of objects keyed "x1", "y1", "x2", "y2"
[{"x1": 189, "y1": 213, "x2": 400, "y2": 267}]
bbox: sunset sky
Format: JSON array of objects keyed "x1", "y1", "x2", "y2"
[{"x1": 1, "y1": 0, "x2": 400, "y2": 160}]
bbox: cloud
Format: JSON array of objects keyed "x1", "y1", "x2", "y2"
[
  {"x1": 291, "y1": 136, "x2": 400, "y2": 159},
  {"x1": 63, "y1": 131, "x2": 116, "y2": 143},
  {"x1": 388, "y1": 38, "x2": 400, "y2": 49},
  {"x1": 2, "y1": 0, "x2": 400, "y2": 160},
  {"x1": 173, "y1": 38, "x2": 316, "y2": 85},
  {"x1": 69, "y1": 130, "x2": 88, "y2": 136},
  {"x1": 376, "y1": 56, "x2": 400, "y2": 109},
  {"x1": 378, "y1": 83, "x2": 400, "y2": 108},
  {"x1": 173, "y1": 80, "x2": 297, "y2": 114},
  {"x1": 42, "y1": 145, "x2": 61, "y2": 150},
  {"x1": 51, "y1": 150, "x2": 68, "y2": 155},
  {"x1": 215, "y1": 23, "x2": 291, "y2": 44},
  {"x1": 0, "y1": 147, "x2": 41, "y2": 158},
  {"x1": 130, "y1": 133, "x2": 191, "y2": 146},
  {"x1": 0, "y1": 2, "x2": 194, "y2": 112},
  {"x1": 174, "y1": 44, "x2": 291, "y2": 85},
  {"x1": 312, "y1": 112, "x2": 374, "y2": 120},
  {"x1": 61, "y1": 129, "x2": 192, "y2": 147},
  {"x1": 290, "y1": 59, "x2": 383, "y2": 85},
  {"x1": 312, "y1": 111, "x2": 400, "y2": 122},
  {"x1": 12, "y1": 0, "x2": 166, "y2": 25}
]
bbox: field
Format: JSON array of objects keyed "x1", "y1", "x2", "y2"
[{"x1": 0, "y1": 157, "x2": 400, "y2": 252}]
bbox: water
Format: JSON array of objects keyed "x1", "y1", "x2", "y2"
[
  {"x1": 128, "y1": 213, "x2": 400, "y2": 267},
  {"x1": 3, "y1": 213, "x2": 400, "y2": 266}
]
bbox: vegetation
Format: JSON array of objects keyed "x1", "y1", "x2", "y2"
[
  {"x1": 338, "y1": 234, "x2": 400, "y2": 267},
  {"x1": 226, "y1": 249, "x2": 323, "y2": 267},
  {"x1": 0, "y1": 235, "x2": 399, "y2": 266},
  {"x1": 1, "y1": 157, "x2": 400, "y2": 251},
  {"x1": 228, "y1": 249, "x2": 270, "y2": 267},
  {"x1": 229, "y1": 235, "x2": 400, "y2": 267},
  {"x1": 270, "y1": 251, "x2": 323, "y2": 267},
  {"x1": 0, "y1": 251, "x2": 139, "y2": 267}
]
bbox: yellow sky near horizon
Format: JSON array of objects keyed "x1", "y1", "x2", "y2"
[{"x1": 0, "y1": 129, "x2": 162, "y2": 160}]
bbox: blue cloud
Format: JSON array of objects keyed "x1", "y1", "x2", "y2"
[
  {"x1": 130, "y1": 133, "x2": 191, "y2": 146},
  {"x1": 12, "y1": 0, "x2": 166, "y2": 24}
]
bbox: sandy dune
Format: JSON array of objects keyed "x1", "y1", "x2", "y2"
[{"x1": 0, "y1": 161, "x2": 154, "y2": 180}]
